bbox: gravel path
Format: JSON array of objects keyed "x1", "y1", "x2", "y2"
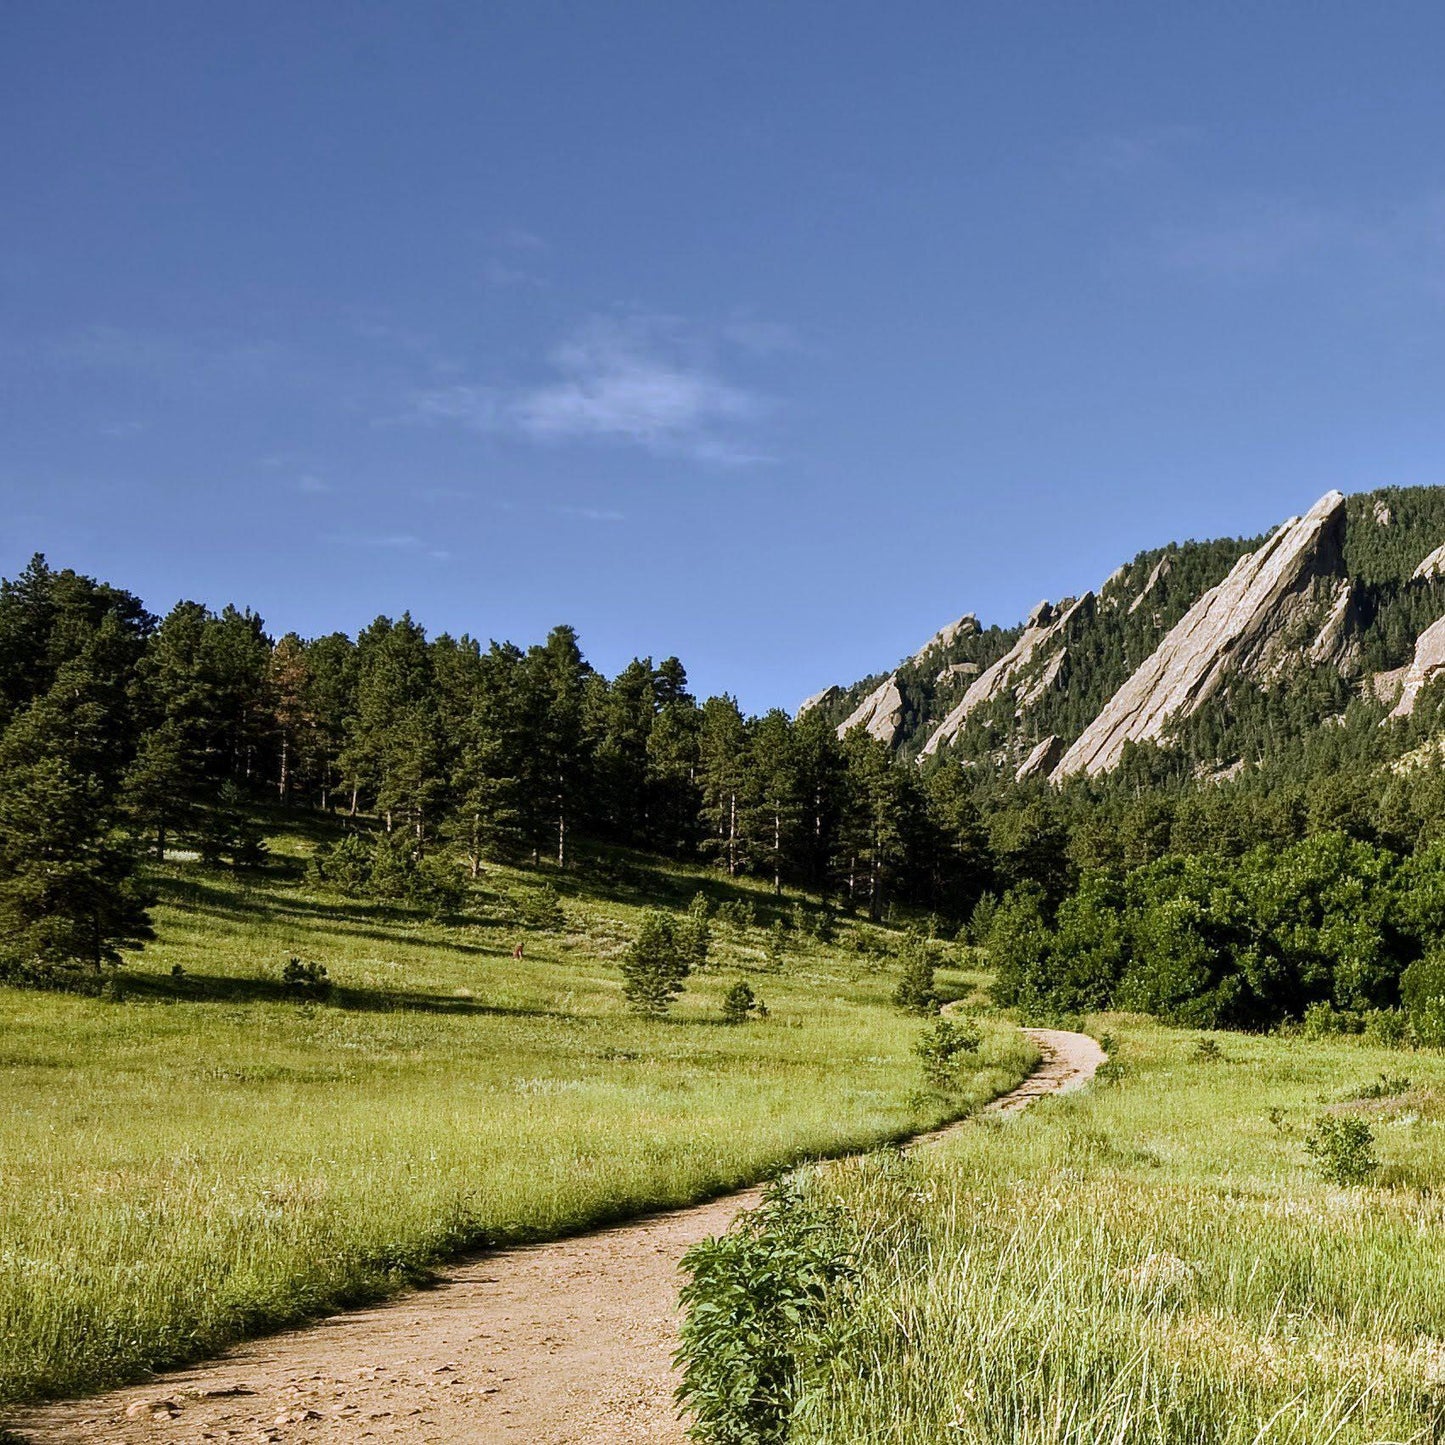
[{"x1": 11, "y1": 1028, "x2": 1105, "y2": 1445}]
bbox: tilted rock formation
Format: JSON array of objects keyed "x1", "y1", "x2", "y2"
[
  {"x1": 1015, "y1": 734, "x2": 1063, "y2": 782},
  {"x1": 1128, "y1": 555, "x2": 1172, "y2": 615},
  {"x1": 1414, "y1": 542, "x2": 1445, "y2": 582},
  {"x1": 797, "y1": 685, "x2": 841, "y2": 716},
  {"x1": 1307, "y1": 579, "x2": 1360, "y2": 671},
  {"x1": 1052, "y1": 491, "x2": 1348, "y2": 780},
  {"x1": 1390, "y1": 614, "x2": 1445, "y2": 718},
  {"x1": 936, "y1": 661, "x2": 981, "y2": 684},
  {"x1": 911, "y1": 613, "x2": 979, "y2": 663},
  {"x1": 919, "y1": 593, "x2": 1094, "y2": 758},
  {"x1": 836, "y1": 674, "x2": 906, "y2": 745}
]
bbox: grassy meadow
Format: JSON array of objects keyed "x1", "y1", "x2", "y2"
[
  {"x1": 0, "y1": 817, "x2": 1033, "y2": 1408},
  {"x1": 791, "y1": 1018, "x2": 1445, "y2": 1444}
]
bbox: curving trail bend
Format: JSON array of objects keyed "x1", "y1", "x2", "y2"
[{"x1": 11, "y1": 1029, "x2": 1104, "y2": 1445}]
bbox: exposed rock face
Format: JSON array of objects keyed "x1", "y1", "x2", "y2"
[
  {"x1": 1015, "y1": 734, "x2": 1063, "y2": 782},
  {"x1": 936, "y1": 661, "x2": 981, "y2": 684},
  {"x1": 796, "y1": 685, "x2": 841, "y2": 716},
  {"x1": 836, "y1": 674, "x2": 906, "y2": 745},
  {"x1": 1307, "y1": 579, "x2": 1360, "y2": 671},
  {"x1": 911, "y1": 613, "x2": 979, "y2": 663},
  {"x1": 1414, "y1": 543, "x2": 1445, "y2": 581},
  {"x1": 1389, "y1": 614, "x2": 1445, "y2": 718},
  {"x1": 1374, "y1": 500, "x2": 1394, "y2": 527},
  {"x1": 1018, "y1": 647, "x2": 1067, "y2": 710},
  {"x1": 1128, "y1": 555, "x2": 1172, "y2": 615},
  {"x1": 1052, "y1": 491, "x2": 1348, "y2": 780},
  {"x1": 919, "y1": 594, "x2": 1094, "y2": 758}
]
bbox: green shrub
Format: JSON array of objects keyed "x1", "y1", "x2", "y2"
[
  {"x1": 1402, "y1": 953, "x2": 1445, "y2": 1047},
  {"x1": 913, "y1": 1016, "x2": 981, "y2": 1092},
  {"x1": 1194, "y1": 1037, "x2": 1224, "y2": 1062},
  {"x1": 519, "y1": 884, "x2": 565, "y2": 932},
  {"x1": 1303, "y1": 1114, "x2": 1378, "y2": 1185},
  {"x1": 766, "y1": 919, "x2": 788, "y2": 972},
  {"x1": 621, "y1": 910, "x2": 689, "y2": 1015},
  {"x1": 809, "y1": 907, "x2": 836, "y2": 944},
  {"x1": 722, "y1": 980, "x2": 765, "y2": 1025},
  {"x1": 196, "y1": 783, "x2": 268, "y2": 871},
  {"x1": 716, "y1": 899, "x2": 756, "y2": 934},
  {"x1": 1362, "y1": 1008, "x2": 1411, "y2": 1049},
  {"x1": 307, "y1": 831, "x2": 372, "y2": 893},
  {"x1": 892, "y1": 932, "x2": 938, "y2": 1015},
  {"x1": 280, "y1": 956, "x2": 330, "y2": 1001},
  {"x1": 1302, "y1": 1001, "x2": 1356, "y2": 1038},
  {"x1": 680, "y1": 893, "x2": 712, "y2": 970},
  {"x1": 676, "y1": 1176, "x2": 855, "y2": 1444}
]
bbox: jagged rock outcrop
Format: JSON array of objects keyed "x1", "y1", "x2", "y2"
[
  {"x1": 911, "y1": 613, "x2": 979, "y2": 663},
  {"x1": 1128, "y1": 555, "x2": 1172, "y2": 615},
  {"x1": 1414, "y1": 543, "x2": 1445, "y2": 581},
  {"x1": 797, "y1": 685, "x2": 841, "y2": 716},
  {"x1": 919, "y1": 593, "x2": 1094, "y2": 758},
  {"x1": 836, "y1": 674, "x2": 906, "y2": 745},
  {"x1": 1015, "y1": 734, "x2": 1063, "y2": 781},
  {"x1": 936, "y1": 661, "x2": 980, "y2": 684},
  {"x1": 1052, "y1": 491, "x2": 1347, "y2": 780},
  {"x1": 1389, "y1": 614, "x2": 1445, "y2": 718},
  {"x1": 1307, "y1": 579, "x2": 1360, "y2": 671}
]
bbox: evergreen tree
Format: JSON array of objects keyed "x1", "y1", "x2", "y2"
[
  {"x1": 745, "y1": 710, "x2": 801, "y2": 894},
  {"x1": 525, "y1": 625, "x2": 591, "y2": 866},
  {"x1": 893, "y1": 932, "x2": 939, "y2": 1014},
  {"x1": 0, "y1": 651, "x2": 153, "y2": 982},
  {"x1": 621, "y1": 910, "x2": 689, "y2": 1014},
  {"x1": 698, "y1": 695, "x2": 749, "y2": 876}
]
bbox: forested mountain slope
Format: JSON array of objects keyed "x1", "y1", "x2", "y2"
[{"x1": 805, "y1": 484, "x2": 1445, "y2": 781}]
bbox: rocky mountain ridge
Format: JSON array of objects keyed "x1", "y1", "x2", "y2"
[{"x1": 802, "y1": 485, "x2": 1445, "y2": 782}]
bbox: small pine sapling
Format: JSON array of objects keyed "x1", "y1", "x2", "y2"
[
  {"x1": 892, "y1": 932, "x2": 938, "y2": 1015},
  {"x1": 722, "y1": 979, "x2": 765, "y2": 1024},
  {"x1": 621, "y1": 910, "x2": 689, "y2": 1016}
]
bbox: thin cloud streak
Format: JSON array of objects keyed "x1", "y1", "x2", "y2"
[
  {"x1": 324, "y1": 532, "x2": 452, "y2": 562},
  {"x1": 409, "y1": 313, "x2": 778, "y2": 465}
]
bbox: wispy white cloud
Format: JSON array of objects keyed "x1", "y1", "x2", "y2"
[
  {"x1": 482, "y1": 257, "x2": 547, "y2": 289},
  {"x1": 325, "y1": 532, "x2": 452, "y2": 562},
  {"x1": 551, "y1": 504, "x2": 626, "y2": 523},
  {"x1": 410, "y1": 312, "x2": 777, "y2": 465},
  {"x1": 298, "y1": 473, "x2": 332, "y2": 495},
  {"x1": 1075, "y1": 125, "x2": 1202, "y2": 178},
  {"x1": 496, "y1": 225, "x2": 547, "y2": 252},
  {"x1": 1155, "y1": 197, "x2": 1356, "y2": 277},
  {"x1": 1148, "y1": 191, "x2": 1445, "y2": 287}
]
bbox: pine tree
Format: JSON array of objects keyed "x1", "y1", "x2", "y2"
[
  {"x1": 745, "y1": 709, "x2": 801, "y2": 894},
  {"x1": 526, "y1": 625, "x2": 591, "y2": 867},
  {"x1": 893, "y1": 931, "x2": 939, "y2": 1014},
  {"x1": 698, "y1": 695, "x2": 749, "y2": 876},
  {"x1": 0, "y1": 651, "x2": 153, "y2": 983},
  {"x1": 267, "y1": 633, "x2": 313, "y2": 802},
  {"x1": 621, "y1": 910, "x2": 689, "y2": 1014}
]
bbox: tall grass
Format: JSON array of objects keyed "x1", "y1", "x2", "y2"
[
  {"x1": 0, "y1": 831, "x2": 1027, "y2": 1408},
  {"x1": 789, "y1": 1020, "x2": 1445, "y2": 1443}
]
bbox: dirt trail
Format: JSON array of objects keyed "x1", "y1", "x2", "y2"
[{"x1": 12, "y1": 1029, "x2": 1104, "y2": 1445}]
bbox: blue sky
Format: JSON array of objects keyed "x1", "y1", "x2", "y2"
[{"x1": 6, "y1": 3, "x2": 1445, "y2": 712}]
